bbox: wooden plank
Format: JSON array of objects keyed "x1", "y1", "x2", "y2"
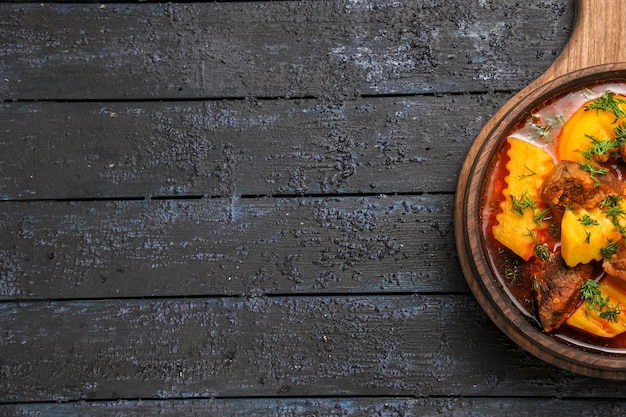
[
  {"x1": 0, "y1": 94, "x2": 508, "y2": 200},
  {"x1": 0, "y1": 1, "x2": 572, "y2": 100},
  {"x1": 2, "y1": 397, "x2": 626, "y2": 416},
  {"x1": 1, "y1": 294, "x2": 624, "y2": 402},
  {"x1": 0, "y1": 194, "x2": 462, "y2": 300}
]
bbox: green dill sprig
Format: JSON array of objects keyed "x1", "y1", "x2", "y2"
[
  {"x1": 605, "y1": 204, "x2": 626, "y2": 223},
  {"x1": 548, "y1": 222, "x2": 560, "y2": 237},
  {"x1": 580, "y1": 125, "x2": 626, "y2": 162},
  {"x1": 580, "y1": 135, "x2": 624, "y2": 161},
  {"x1": 600, "y1": 239, "x2": 618, "y2": 259},
  {"x1": 580, "y1": 162, "x2": 608, "y2": 188},
  {"x1": 578, "y1": 214, "x2": 600, "y2": 227},
  {"x1": 585, "y1": 91, "x2": 626, "y2": 122},
  {"x1": 539, "y1": 123, "x2": 551, "y2": 138},
  {"x1": 511, "y1": 191, "x2": 536, "y2": 216},
  {"x1": 599, "y1": 195, "x2": 626, "y2": 234},
  {"x1": 518, "y1": 164, "x2": 537, "y2": 179},
  {"x1": 613, "y1": 123, "x2": 626, "y2": 146},
  {"x1": 511, "y1": 191, "x2": 550, "y2": 227},
  {"x1": 577, "y1": 212, "x2": 599, "y2": 244},
  {"x1": 581, "y1": 279, "x2": 621, "y2": 323},
  {"x1": 529, "y1": 114, "x2": 555, "y2": 143},
  {"x1": 600, "y1": 194, "x2": 623, "y2": 208},
  {"x1": 532, "y1": 277, "x2": 546, "y2": 294},
  {"x1": 524, "y1": 228, "x2": 550, "y2": 261},
  {"x1": 534, "y1": 207, "x2": 551, "y2": 227}
]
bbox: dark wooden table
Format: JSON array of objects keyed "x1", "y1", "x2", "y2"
[{"x1": 2, "y1": 1, "x2": 626, "y2": 415}]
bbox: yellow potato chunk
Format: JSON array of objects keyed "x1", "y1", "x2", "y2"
[
  {"x1": 557, "y1": 94, "x2": 626, "y2": 163},
  {"x1": 492, "y1": 138, "x2": 555, "y2": 260},
  {"x1": 566, "y1": 276, "x2": 626, "y2": 338},
  {"x1": 561, "y1": 207, "x2": 623, "y2": 267}
]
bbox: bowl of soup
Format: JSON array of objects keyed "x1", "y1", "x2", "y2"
[{"x1": 455, "y1": 64, "x2": 626, "y2": 379}]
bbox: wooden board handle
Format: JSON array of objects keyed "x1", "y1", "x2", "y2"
[{"x1": 540, "y1": 0, "x2": 626, "y2": 82}]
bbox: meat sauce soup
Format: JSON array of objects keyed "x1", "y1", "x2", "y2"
[{"x1": 481, "y1": 82, "x2": 626, "y2": 353}]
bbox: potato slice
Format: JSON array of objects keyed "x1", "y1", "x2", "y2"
[
  {"x1": 492, "y1": 138, "x2": 555, "y2": 260},
  {"x1": 557, "y1": 94, "x2": 626, "y2": 163},
  {"x1": 561, "y1": 207, "x2": 623, "y2": 267},
  {"x1": 566, "y1": 276, "x2": 626, "y2": 338}
]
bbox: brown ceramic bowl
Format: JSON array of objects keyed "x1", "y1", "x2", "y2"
[{"x1": 455, "y1": 63, "x2": 626, "y2": 379}]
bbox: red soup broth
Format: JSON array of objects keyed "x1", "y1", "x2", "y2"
[{"x1": 481, "y1": 81, "x2": 626, "y2": 353}]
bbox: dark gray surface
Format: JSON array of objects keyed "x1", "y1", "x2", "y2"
[{"x1": 5, "y1": 1, "x2": 625, "y2": 416}]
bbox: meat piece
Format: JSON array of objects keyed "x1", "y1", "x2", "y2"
[
  {"x1": 541, "y1": 160, "x2": 623, "y2": 209},
  {"x1": 532, "y1": 252, "x2": 592, "y2": 332},
  {"x1": 603, "y1": 240, "x2": 626, "y2": 280}
]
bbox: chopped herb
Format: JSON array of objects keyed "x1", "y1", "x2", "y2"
[
  {"x1": 510, "y1": 192, "x2": 549, "y2": 228},
  {"x1": 539, "y1": 123, "x2": 551, "y2": 137},
  {"x1": 580, "y1": 162, "x2": 609, "y2": 176},
  {"x1": 511, "y1": 191, "x2": 536, "y2": 217},
  {"x1": 613, "y1": 123, "x2": 626, "y2": 146},
  {"x1": 534, "y1": 243, "x2": 550, "y2": 260},
  {"x1": 524, "y1": 228, "x2": 550, "y2": 261},
  {"x1": 600, "y1": 307, "x2": 621, "y2": 323},
  {"x1": 581, "y1": 279, "x2": 600, "y2": 302},
  {"x1": 534, "y1": 207, "x2": 551, "y2": 227},
  {"x1": 600, "y1": 239, "x2": 618, "y2": 259},
  {"x1": 532, "y1": 277, "x2": 546, "y2": 294},
  {"x1": 548, "y1": 222, "x2": 560, "y2": 237},
  {"x1": 606, "y1": 204, "x2": 626, "y2": 223},
  {"x1": 518, "y1": 164, "x2": 536, "y2": 179},
  {"x1": 585, "y1": 91, "x2": 626, "y2": 122},
  {"x1": 555, "y1": 115, "x2": 565, "y2": 126},
  {"x1": 581, "y1": 279, "x2": 621, "y2": 323},
  {"x1": 581, "y1": 135, "x2": 620, "y2": 160},
  {"x1": 580, "y1": 127, "x2": 626, "y2": 162},
  {"x1": 578, "y1": 214, "x2": 600, "y2": 227},
  {"x1": 584, "y1": 230, "x2": 592, "y2": 244},
  {"x1": 600, "y1": 194, "x2": 623, "y2": 209},
  {"x1": 580, "y1": 162, "x2": 608, "y2": 187},
  {"x1": 600, "y1": 194, "x2": 626, "y2": 229}
]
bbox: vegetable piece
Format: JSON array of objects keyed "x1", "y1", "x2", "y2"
[
  {"x1": 560, "y1": 206, "x2": 623, "y2": 267},
  {"x1": 492, "y1": 138, "x2": 555, "y2": 260},
  {"x1": 557, "y1": 92, "x2": 626, "y2": 163},
  {"x1": 566, "y1": 276, "x2": 626, "y2": 338}
]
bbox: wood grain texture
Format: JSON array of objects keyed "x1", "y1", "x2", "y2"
[
  {"x1": 0, "y1": 1, "x2": 572, "y2": 100},
  {"x1": 537, "y1": 0, "x2": 626, "y2": 84},
  {"x1": 3, "y1": 0, "x2": 608, "y2": 411},
  {"x1": 2, "y1": 397, "x2": 626, "y2": 417},
  {"x1": 0, "y1": 195, "x2": 462, "y2": 300},
  {"x1": 0, "y1": 94, "x2": 506, "y2": 200},
  {"x1": 2, "y1": 294, "x2": 625, "y2": 403}
]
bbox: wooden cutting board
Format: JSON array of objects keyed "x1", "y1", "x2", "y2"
[{"x1": 455, "y1": 0, "x2": 626, "y2": 379}]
